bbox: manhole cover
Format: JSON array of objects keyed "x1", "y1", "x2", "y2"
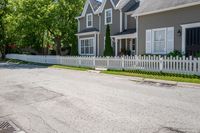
[{"x1": 0, "y1": 121, "x2": 25, "y2": 133}]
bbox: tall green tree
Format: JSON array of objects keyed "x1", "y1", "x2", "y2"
[
  {"x1": 0, "y1": 0, "x2": 8, "y2": 59},
  {"x1": 41, "y1": 0, "x2": 85, "y2": 55},
  {"x1": 4, "y1": 0, "x2": 85, "y2": 55},
  {"x1": 104, "y1": 25, "x2": 113, "y2": 56}
]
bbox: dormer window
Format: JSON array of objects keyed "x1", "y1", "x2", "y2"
[
  {"x1": 86, "y1": 13, "x2": 93, "y2": 28},
  {"x1": 105, "y1": 8, "x2": 112, "y2": 25}
]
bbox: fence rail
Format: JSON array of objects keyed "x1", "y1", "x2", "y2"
[{"x1": 6, "y1": 54, "x2": 200, "y2": 75}]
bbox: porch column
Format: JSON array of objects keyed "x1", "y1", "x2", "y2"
[
  {"x1": 119, "y1": 39, "x2": 122, "y2": 53},
  {"x1": 126, "y1": 39, "x2": 128, "y2": 50},
  {"x1": 115, "y1": 39, "x2": 118, "y2": 56}
]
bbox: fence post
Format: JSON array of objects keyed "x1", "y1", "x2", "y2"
[
  {"x1": 122, "y1": 56, "x2": 125, "y2": 70},
  {"x1": 198, "y1": 58, "x2": 200, "y2": 75},
  {"x1": 107, "y1": 56, "x2": 110, "y2": 69},
  {"x1": 159, "y1": 57, "x2": 163, "y2": 72},
  {"x1": 78, "y1": 57, "x2": 81, "y2": 67},
  {"x1": 93, "y1": 56, "x2": 96, "y2": 68}
]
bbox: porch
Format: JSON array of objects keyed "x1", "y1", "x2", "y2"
[{"x1": 111, "y1": 29, "x2": 137, "y2": 56}]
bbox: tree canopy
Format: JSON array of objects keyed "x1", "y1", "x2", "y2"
[{"x1": 0, "y1": 0, "x2": 85, "y2": 57}]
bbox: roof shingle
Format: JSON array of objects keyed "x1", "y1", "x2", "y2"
[{"x1": 133, "y1": 0, "x2": 200, "y2": 15}]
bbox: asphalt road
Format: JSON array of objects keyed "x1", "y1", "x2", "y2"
[{"x1": 0, "y1": 62, "x2": 200, "y2": 133}]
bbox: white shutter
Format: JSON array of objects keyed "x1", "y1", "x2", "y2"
[
  {"x1": 146, "y1": 30, "x2": 152, "y2": 54},
  {"x1": 166, "y1": 27, "x2": 174, "y2": 54}
]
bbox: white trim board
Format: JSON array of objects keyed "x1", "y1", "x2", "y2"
[
  {"x1": 111, "y1": 33, "x2": 137, "y2": 39},
  {"x1": 181, "y1": 22, "x2": 200, "y2": 54},
  {"x1": 75, "y1": 31, "x2": 99, "y2": 36}
]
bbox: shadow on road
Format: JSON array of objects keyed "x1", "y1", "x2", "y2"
[{"x1": 0, "y1": 62, "x2": 49, "y2": 70}]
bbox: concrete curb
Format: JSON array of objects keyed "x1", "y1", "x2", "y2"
[
  {"x1": 177, "y1": 82, "x2": 200, "y2": 89},
  {"x1": 129, "y1": 77, "x2": 200, "y2": 88}
]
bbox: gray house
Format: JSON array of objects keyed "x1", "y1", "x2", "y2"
[{"x1": 76, "y1": 0, "x2": 200, "y2": 57}]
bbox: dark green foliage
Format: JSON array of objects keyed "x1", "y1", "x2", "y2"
[
  {"x1": 0, "y1": 0, "x2": 8, "y2": 59},
  {"x1": 168, "y1": 50, "x2": 182, "y2": 57},
  {"x1": 195, "y1": 52, "x2": 200, "y2": 57},
  {"x1": 0, "y1": 0, "x2": 85, "y2": 56},
  {"x1": 104, "y1": 25, "x2": 113, "y2": 56},
  {"x1": 71, "y1": 42, "x2": 78, "y2": 56}
]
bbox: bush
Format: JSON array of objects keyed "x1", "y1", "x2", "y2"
[
  {"x1": 167, "y1": 50, "x2": 182, "y2": 57},
  {"x1": 195, "y1": 52, "x2": 200, "y2": 57},
  {"x1": 104, "y1": 25, "x2": 113, "y2": 56}
]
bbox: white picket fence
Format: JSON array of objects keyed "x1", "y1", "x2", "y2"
[{"x1": 6, "y1": 54, "x2": 200, "y2": 75}]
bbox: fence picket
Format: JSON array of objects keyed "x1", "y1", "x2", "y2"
[{"x1": 5, "y1": 54, "x2": 200, "y2": 76}]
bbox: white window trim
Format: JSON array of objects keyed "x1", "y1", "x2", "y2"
[
  {"x1": 79, "y1": 37, "x2": 95, "y2": 56},
  {"x1": 105, "y1": 8, "x2": 112, "y2": 25},
  {"x1": 152, "y1": 28, "x2": 167, "y2": 55},
  {"x1": 86, "y1": 13, "x2": 93, "y2": 28},
  {"x1": 181, "y1": 22, "x2": 200, "y2": 54}
]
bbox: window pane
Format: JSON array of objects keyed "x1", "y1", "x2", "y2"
[
  {"x1": 88, "y1": 15, "x2": 91, "y2": 21},
  {"x1": 90, "y1": 47, "x2": 93, "y2": 54},
  {"x1": 107, "y1": 17, "x2": 111, "y2": 23},
  {"x1": 153, "y1": 29, "x2": 165, "y2": 53},
  {"x1": 89, "y1": 39, "x2": 93, "y2": 54},
  {"x1": 88, "y1": 21, "x2": 92, "y2": 26},
  {"x1": 81, "y1": 40, "x2": 85, "y2": 54},
  {"x1": 154, "y1": 42, "x2": 165, "y2": 53},
  {"x1": 154, "y1": 30, "x2": 165, "y2": 41}
]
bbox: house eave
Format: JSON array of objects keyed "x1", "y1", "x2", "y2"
[
  {"x1": 131, "y1": 1, "x2": 200, "y2": 17},
  {"x1": 111, "y1": 33, "x2": 137, "y2": 39},
  {"x1": 76, "y1": 31, "x2": 100, "y2": 36}
]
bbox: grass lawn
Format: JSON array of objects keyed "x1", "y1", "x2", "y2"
[
  {"x1": 49, "y1": 65, "x2": 92, "y2": 71},
  {"x1": 102, "y1": 70, "x2": 200, "y2": 84},
  {"x1": 2, "y1": 58, "x2": 200, "y2": 84},
  {"x1": 2, "y1": 59, "x2": 91, "y2": 71}
]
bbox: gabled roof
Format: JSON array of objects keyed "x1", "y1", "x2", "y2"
[
  {"x1": 76, "y1": 0, "x2": 102, "y2": 19},
  {"x1": 132, "y1": 0, "x2": 200, "y2": 17},
  {"x1": 112, "y1": 0, "x2": 120, "y2": 6},
  {"x1": 114, "y1": 29, "x2": 136, "y2": 36},
  {"x1": 78, "y1": 28, "x2": 99, "y2": 34},
  {"x1": 90, "y1": 0, "x2": 102, "y2": 11},
  {"x1": 76, "y1": 0, "x2": 137, "y2": 19},
  {"x1": 95, "y1": 0, "x2": 117, "y2": 13}
]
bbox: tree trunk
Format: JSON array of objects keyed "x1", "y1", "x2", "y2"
[
  {"x1": 1, "y1": 52, "x2": 5, "y2": 59},
  {"x1": 54, "y1": 36, "x2": 61, "y2": 56},
  {"x1": 0, "y1": 45, "x2": 6, "y2": 59}
]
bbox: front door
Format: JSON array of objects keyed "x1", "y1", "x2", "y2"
[{"x1": 186, "y1": 27, "x2": 200, "y2": 57}]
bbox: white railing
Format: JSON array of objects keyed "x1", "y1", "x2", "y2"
[{"x1": 6, "y1": 54, "x2": 200, "y2": 75}]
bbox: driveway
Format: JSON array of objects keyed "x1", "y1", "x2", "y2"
[{"x1": 0, "y1": 62, "x2": 200, "y2": 133}]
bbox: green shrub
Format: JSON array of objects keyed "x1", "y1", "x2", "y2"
[
  {"x1": 104, "y1": 25, "x2": 113, "y2": 56},
  {"x1": 167, "y1": 50, "x2": 182, "y2": 57}
]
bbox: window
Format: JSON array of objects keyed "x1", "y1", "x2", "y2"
[
  {"x1": 105, "y1": 9, "x2": 112, "y2": 25},
  {"x1": 80, "y1": 38, "x2": 94, "y2": 55},
  {"x1": 146, "y1": 27, "x2": 174, "y2": 54},
  {"x1": 153, "y1": 28, "x2": 166, "y2": 54},
  {"x1": 86, "y1": 14, "x2": 93, "y2": 28}
]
